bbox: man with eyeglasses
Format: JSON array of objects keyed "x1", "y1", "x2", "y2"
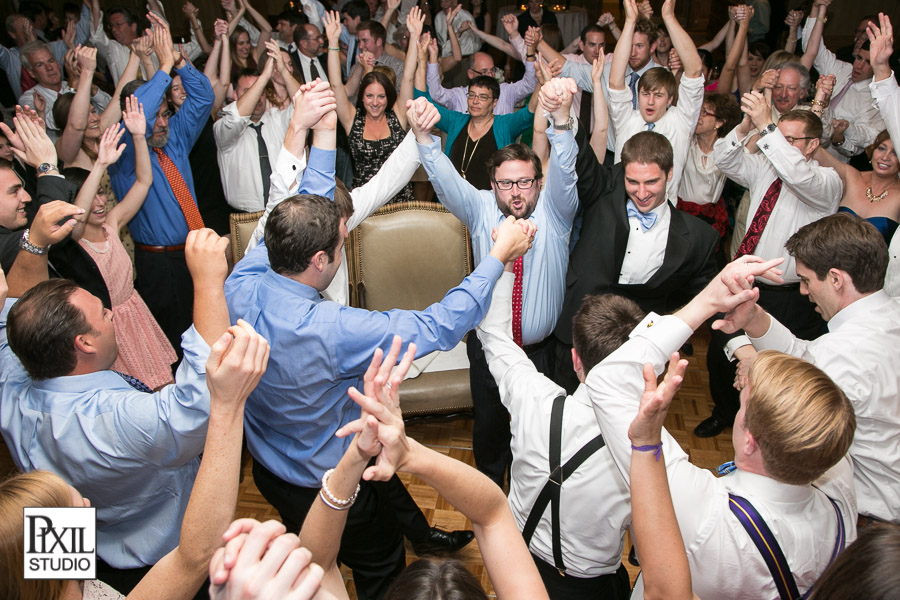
[
  {"x1": 411, "y1": 80, "x2": 579, "y2": 487},
  {"x1": 425, "y1": 51, "x2": 537, "y2": 115},
  {"x1": 695, "y1": 90, "x2": 842, "y2": 439},
  {"x1": 291, "y1": 23, "x2": 328, "y2": 83},
  {"x1": 800, "y1": 0, "x2": 884, "y2": 164}
]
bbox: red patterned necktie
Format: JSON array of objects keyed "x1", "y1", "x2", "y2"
[
  {"x1": 512, "y1": 256, "x2": 524, "y2": 347},
  {"x1": 153, "y1": 147, "x2": 205, "y2": 230},
  {"x1": 734, "y1": 178, "x2": 782, "y2": 259}
]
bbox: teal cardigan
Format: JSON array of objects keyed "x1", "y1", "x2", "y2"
[{"x1": 414, "y1": 88, "x2": 534, "y2": 155}]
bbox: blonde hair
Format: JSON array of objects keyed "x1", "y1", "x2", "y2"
[
  {"x1": 745, "y1": 351, "x2": 855, "y2": 485},
  {"x1": 0, "y1": 471, "x2": 72, "y2": 600}
]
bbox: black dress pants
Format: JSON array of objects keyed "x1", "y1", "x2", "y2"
[
  {"x1": 466, "y1": 334, "x2": 555, "y2": 487},
  {"x1": 532, "y1": 556, "x2": 631, "y2": 600},
  {"x1": 252, "y1": 461, "x2": 406, "y2": 600},
  {"x1": 708, "y1": 282, "x2": 828, "y2": 422},
  {"x1": 134, "y1": 248, "x2": 194, "y2": 363}
]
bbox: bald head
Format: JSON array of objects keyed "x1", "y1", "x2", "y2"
[{"x1": 467, "y1": 52, "x2": 495, "y2": 79}]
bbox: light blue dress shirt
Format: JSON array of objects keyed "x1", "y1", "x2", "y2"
[
  {"x1": 0, "y1": 300, "x2": 211, "y2": 568},
  {"x1": 224, "y1": 147, "x2": 505, "y2": 488},
  {"x1": 108, "y1": 61, "x2": 214, "y2": 246},
  {"x1": 417, "y1": 128, "x2": 579, "y2": 345}
]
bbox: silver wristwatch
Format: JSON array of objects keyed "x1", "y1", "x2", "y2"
[
  {"x1": 20, "y1": 229, "x2": 49, "y2": 255},
  {"x1": 553, "y1": 116, "x2": 575, "y2": 131},
  {"x1": 37, "y1": 162, "x2": 59, "y2": 175}
]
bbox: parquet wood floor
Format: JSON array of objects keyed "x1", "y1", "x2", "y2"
[{"x1": 233, "y1": 327, "x2": 736, "y2": 598}]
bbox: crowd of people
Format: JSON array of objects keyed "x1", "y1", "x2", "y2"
[{"x1": 2, "y1": 0, "x2": 900, "y2": 598}]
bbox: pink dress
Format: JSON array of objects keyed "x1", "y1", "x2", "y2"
[{"x1": 80, "y1": 224, "x2": 177, "y2": 389}]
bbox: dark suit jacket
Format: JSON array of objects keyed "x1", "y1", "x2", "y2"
[
  {"x1": 1, "y1": 173, "x2": 111, "y2": 308},
  {"x1": 553, "y1": 127, "x2": 719, "y2": 345}
]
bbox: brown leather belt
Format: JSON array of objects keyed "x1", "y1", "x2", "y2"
[{"x1": 134, "y1": 243, "x2": 186, "y2": 253}]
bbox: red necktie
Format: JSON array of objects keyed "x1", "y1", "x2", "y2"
[
  {"x1": 153, "y1": 147, "x2": 205, "y2": 230},
  {"x1": 734, "y1": 178, "x2": 782, "y2": 259},
  {"x1": 512, "y1": 256, "x2": 524, "y2": 347}
]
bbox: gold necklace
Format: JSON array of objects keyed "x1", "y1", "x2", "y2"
[
  {"x1": 460, "y1": 120, "x2": 491, "y2": 179},
  {"x1": 866, "y1": 186, "x2": 889, "y2": 202}
]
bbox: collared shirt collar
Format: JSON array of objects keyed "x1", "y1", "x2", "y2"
[{"x1": 828, "y1": 290, "x2": 891, "y2": 332}]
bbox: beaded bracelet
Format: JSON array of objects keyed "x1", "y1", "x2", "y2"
[
  {"x1": 319, "y1": 468, "x2": 360, "y2": 511},
  {"x1": 631, "y1": 443, "x2": 663, "y2": 462}
]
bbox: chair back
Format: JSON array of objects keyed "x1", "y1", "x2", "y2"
[{"x1": 229, "y1": 211, "x2": 265, "y2": 263}]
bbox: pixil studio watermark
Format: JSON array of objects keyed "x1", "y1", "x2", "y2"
[{"x1": 23, "y1": 507, "x2": 96, "y2": 579}]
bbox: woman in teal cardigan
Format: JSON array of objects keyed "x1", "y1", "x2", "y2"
[{"x1": 415, "y1": 70, "x2": 539, "y2": 189}]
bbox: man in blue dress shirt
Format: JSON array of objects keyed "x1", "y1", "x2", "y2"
[
  {"x1": 108, "y1": 18, "x2": 213, "y2": 359},
  {"x1": 225, "y1": 96, "x2": 535, "y2": 599},
  {"x1": 0, "y1": 226, "x2": 231, "y2": 595},
  {"x1": 411, "y1": 80, "x2": 580, "y2": 486}
]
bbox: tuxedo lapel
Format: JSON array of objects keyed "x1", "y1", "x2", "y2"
[
  {"x1": 612, "y1": 196, "x2": 630, "y2": 273},
  {"x1": 645, "y1": 202, "x2": 690, "y2": 287}
]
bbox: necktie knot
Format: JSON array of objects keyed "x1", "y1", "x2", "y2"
[
  {"x1": 626, "y1": 201, "x2": 659, "y2": 232},
  {"x1": 645, "y1": 122, "x2": 655, "y2": 131}
]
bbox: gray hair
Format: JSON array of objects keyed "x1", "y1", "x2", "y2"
[
  {"x1": 779, "y1": 61, "x2": 811, "y2": 95},
  {"x1": 20, "y1": 40, "x2": 52, "y2": 71}
]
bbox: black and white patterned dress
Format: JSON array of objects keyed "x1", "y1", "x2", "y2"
[{"x1": 348, "y1": 109, "x2": 415, "y2": 203}]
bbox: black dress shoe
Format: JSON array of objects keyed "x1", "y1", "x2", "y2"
[
  {"x1": 411, "y1": 527, "x2": 475, "y2": 555},
  {"x1": 694, "y1": 415, "x2": 731, "y2": 438}
]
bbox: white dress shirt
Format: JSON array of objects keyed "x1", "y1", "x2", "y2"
[
  {"x1": 245, "y1": 130, "x2": 423, "y2": 306},
  {"x1": 477, "y1": 273, "x2": 631, "y2": 577},
  {"x1": 587, "y1": 313, "x2": 858, "y2": 600},
  {"x1": 618, "y1": 200, "x2": 671, "y2": 284},
  {"x1": 213, "y1": 102, "x2": 293, "y2": 213},
  {"x1": 433, "y1": 8, "x2": 479, "y2": 57},
  {"x1": 609, "y1": 75, "x2": 705, "y2": 199},
  {"x1": 749, "y1": 291, "x2": 900, "y2": 523},
  {"x1": 678, "y1": 139, "x2": 726, "y2": 205},
  {"x1": 297, "y1": 51, "x2": 327, "y2": 83},
  {"x1": 562, "y1": 57, "x2": 661, "y2": 153},
  {"x1": 802, "y1": 17, "x2": 884, "y2": 162},
  {"x1": 713, "y1": 127, "x2": 842, "y2": 283},
  {"x1": 870, "y1": 74, "x2": 900, "y2": 297}
]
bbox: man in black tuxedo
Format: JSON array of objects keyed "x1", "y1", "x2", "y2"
[{"x1": 553, "y1": 128, "x2": 718, "y2": 393}]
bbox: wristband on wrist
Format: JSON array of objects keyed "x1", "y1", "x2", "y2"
[
  {"x1": 328, "y1": 46, "x2": 340, "y2": 51},
  {"x1": 631, "y1": 443, "x2": 663, "y2": 461},
  {"x1": 319, "y1": 468, "x2": 360, "y2": 511}
]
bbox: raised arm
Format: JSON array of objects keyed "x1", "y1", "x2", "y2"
[
  {"x1": 100, "y1": 47, "x2": 141, "y2": 131},
  {"x1": 394, "y1": 6, "x2": 425, "y2": 130},
  {"x1": 663, "y1": 0, "x2": 701, "y2": 78},
  {"x1": 339, "y1": 338, "x2": 549, "y2": 600},
  {"x1": 699, "y1": 18, "x2": 731, "y2": 52},
  {"x1": 590, "y1": 55, "x2": 609, "y2": 163},
  {"x1": 463, "y1": 16, "x2": 518, "y2": 59},
  {"x1": 107, "y1": 96, "x2": 152, "y2": 232},
  {"x1": 784, "y1": 9, "x2": 802, "y2": 54},
  {"x1": 628, "y1": 359, "x2": 696, "y2": 600},
  {"x1": 598, "y1": 12, "x2": 621, "y2": 41},
  {"x1": 241, "y1": 0, "x2": 272, "y2": 63},
  {"x1": 71, "y1": 125, "x2": 126, "y2": 241},
  {"x1": 800, "y1": 0, "x2": 829, "y2": 71},
  {"x1": 718, "y1": 6, "x2": 751, "y2": 95},
  {"x1": 56, "y1": 46, "x2": 98, "y2": 164},
  {"x1": 610, "y1": 0, "x2": 639, "y2": 90},
  {"x1": 439, "y1": 4, "x2": 463, "y2": 72},
  {"x1": 183, "y1": 1, "x2": 212, "y2": 55},
  {"x1": 324, "y1": 11, "x2": 356, "y2": 133}
]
